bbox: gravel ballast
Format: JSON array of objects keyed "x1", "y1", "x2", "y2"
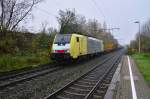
[{"x1": 0, "y1": 54, "x2": 111, "y2": 99}]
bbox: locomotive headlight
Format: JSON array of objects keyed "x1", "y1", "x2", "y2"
[
  {"x1": 52, "y1": 50, "x2": 56, "y2": 53},
  {"x1": 66, "y1": 49, "x2": 70, "y2": 53}
]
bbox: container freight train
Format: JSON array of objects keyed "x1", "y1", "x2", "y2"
[{"x1": 50, "y1": 33, "x2": 117, "y2": 61}]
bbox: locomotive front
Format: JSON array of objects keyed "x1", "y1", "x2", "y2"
[{"x1": 51, "y1": 34, "x2": 72, "y2": 61}]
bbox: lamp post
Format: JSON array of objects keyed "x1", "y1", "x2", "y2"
[{"x1": 134, "y1": 21, "x2": 141, "y2": 53}]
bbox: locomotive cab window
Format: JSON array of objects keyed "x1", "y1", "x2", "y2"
[
  {"x1": 54, "y1": 34, "x2": 71, "y2": 44},
  {"x1": 76, "y1": 37, "x2": 79, "y2": 42}
]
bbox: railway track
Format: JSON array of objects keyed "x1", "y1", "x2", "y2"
[
  {"x1": 0, "y1": 63, "x2": 56, "y2": 81},
  {"x1": 44, "y1": 50, "x2": 123, "y2": 99},
  {"x1": 0, "y1": 50, "x2": 119, "y2": 90},
  {"x1": 0, "y1": 64, "x2": 63, "y2": 89}
]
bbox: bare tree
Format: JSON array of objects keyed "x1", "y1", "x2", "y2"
[
  {"x1": 40, "y1": 21, "x2": 48, "y2": 34},
  {"x1": 86, "y1": 19, "x2": 103, "y2": 38},
  {"x1": 142, "y1": 20, "x2": 150, "y2": 38},
  {"x1": 0, "y1": 0, "x2": 42, "y2": 33},
  {"x1": 140, "y1": 21, "x2": 150, "y2": 52},
  {"x1": 47, "y1": 27, "x2": 58, "y2": 35},
  {"x1": 57, "y1": 9, "x2": 76, "y2": 33}
]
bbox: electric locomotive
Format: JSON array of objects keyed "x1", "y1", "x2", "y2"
[{"x1": 50, "y1": 33, "x2": 104, "y2": 61}]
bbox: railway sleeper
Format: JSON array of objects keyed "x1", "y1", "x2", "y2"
[
  {"x1": 101, "y1": 83, "x2": 110, "y2": 86},
  {"x1": 100, "y1": 85, "x2": 108, "y2": 89},
  {"x1": 76, "y1": 81, "x2": 95, "y2": 86},
  {"x1": 67, "y1": 87, "x2": 90, "y2": 94},
  {"x1": 85, "y1": 75, "x2": 97, "y2": 78},
  {"x1": 96, "y1": 90, "x2": 105, "y2": 94},
  {"x1": 85, "y1": 74, "x2": 102, "y2": 78},
  {"x1": 58, "y1": 90, "x2": 86, "y2": 99},
  {"x1": 84, "y1": 76, "x2": 98, "y2": 80},
  {"x1": 72, "y1": 84, "x2": 93, "y2": 90},
  {"x1": 70, "y1": 86, "x2": 91, "y2": 92},
  {"x1": 102, "y1": 79, "x2": 112, "y2": 84},
  {"x1": 93, "y1": 94, "x2": 102, "y2": 99},
  {"x1": 64, "y1": 90, "x2": 86, "y2": 96},
  {"x1": 78, "y1": 80, "x2": 96, "y2": 85},
  {"x1": 104, "y1": 77, "x2": 112, "y2": 80},
  {"x1": 82, "y1": 78, "x2": 98, "y2": 82},
  {"x1": 101, "y1": 80, "x2": 110, "y2": 83},
  {"x1": 81, "y1": 78, "x2": 98, "y2": 81},
  {"x1": 93, "y1": 88, "x2": 108, "y2": 99},
  {"x1": 57, "y1": 95, "x2": 70, "y2": 99},
  {"x1": 74, "y1": 83, "x2": 93, "y2": 88}
]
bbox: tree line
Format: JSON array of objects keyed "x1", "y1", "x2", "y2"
[
  {"x1": 57, "y1": 9, "x2": 117, "y2": 45},
  {"x1": 0, "y1": 0, "x2": 117, "y2": 55},
  {"x1": 130, "y1": 20, "x2": 150, "y2": 52}
]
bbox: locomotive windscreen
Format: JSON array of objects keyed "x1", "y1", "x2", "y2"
[{"x1": 54, "y1": 34, "x2": 71, "y2": 44}]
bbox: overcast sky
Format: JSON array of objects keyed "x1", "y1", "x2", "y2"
[{"x1": 26, "y1": 0, "x2": 150, "y2": 45}]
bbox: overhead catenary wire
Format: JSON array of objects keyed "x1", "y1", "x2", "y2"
[
  {"x1": 89, "y1": 0, "x2": 115, "y2": 31},
  {"x1": 35, "y1": 0, "x2": 113, "y2": 30},
  {"x1": 30, "y1": 6, "x2": 57, "y2": 32},
  {"x1": 35, "y1": 6, "x2": 56, "y2": 17},
  {"x1": 95, "y1": 0, "x2": 112, "y2": 26},
  {"x1": 35, "y1": 0, "x2": 106, "y2": 24},
  {"x1": 89, "y1": 0, "x2": 106, "y2": 22}
]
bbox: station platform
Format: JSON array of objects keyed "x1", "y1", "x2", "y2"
[{"x1": 104, "y1": 55, "x2": 150, "y2": 99}]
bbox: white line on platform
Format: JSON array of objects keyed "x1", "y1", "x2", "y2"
[{"x1": 127, "y1": 56, "x2": 137, "y2": 99}]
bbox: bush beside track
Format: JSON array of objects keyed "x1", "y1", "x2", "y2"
[{"x1": 0, "y1": 50, "x2": 51, "y2": 74}]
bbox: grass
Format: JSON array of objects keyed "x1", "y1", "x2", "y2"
[
  {"x1": 0, "y1": 50, "x2": 51, "y2": 73},
  {"x1": 133, "y1": 53, "x2": 150, "y2": 85}
]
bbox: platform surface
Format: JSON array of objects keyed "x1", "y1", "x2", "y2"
[{"x1": 115, "y1": 55, "x2": 150, "y2": 99}]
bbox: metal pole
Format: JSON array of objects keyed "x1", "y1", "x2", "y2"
[
  {"x1": 138, "y1": 22, "x2": 141, "y2": 53},
  {"x1": 134, "y1": 21, "x2": 141, "y2": 53}
]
